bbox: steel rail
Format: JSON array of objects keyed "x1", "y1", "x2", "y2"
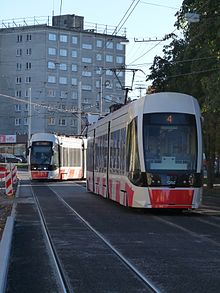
[
  {"x1": 31, "y1": 185, "x2": 73, "y2": 293},
  {"x1": 50, "y1": 186, "x2": 160, "y2": 293}
]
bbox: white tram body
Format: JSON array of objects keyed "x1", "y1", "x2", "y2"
[
  {"x1": 29, "y1": 133, "x2": 86, "y2": 180},
  {"x1": 86, "y1": 92, "x2": 203, "y2": 209}
]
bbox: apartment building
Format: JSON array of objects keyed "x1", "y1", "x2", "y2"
[{"x1": 0, "y1": 14, "x2": 127, "y2": 139}]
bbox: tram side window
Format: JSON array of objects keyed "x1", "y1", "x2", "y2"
[
  {"x1": 126, "y1": 117, "x2": 141, "y2": 184},
  {"x1": 60, "y1": 146, "x2": 81, "y2": 167},
  {"x1": 110, "y1": 128, "x2": 126, "y2": 175},
  {"x1": 52, "y1": 144, "x2": 59, "y2": 167},
  {"x1": 87, "y1": 136, "x2": 94, "y2": 172},
  {"x1": 94, "y1": 134, "x2": 107, "y2": 173},
  {"x1": 69, "y1": 148, "x2": 81, "y2": 167}
]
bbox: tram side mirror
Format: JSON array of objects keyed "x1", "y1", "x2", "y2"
[{"x1": 26, "y1": 148, "x2": 29, "y2": 156}]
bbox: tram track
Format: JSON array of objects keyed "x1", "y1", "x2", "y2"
[
  {"x1": 31, "y1": 185, "x2": 73, "y2": 293},
  {"x1": 29, "y1": 181, "x2": 220, "y2": 293},
  {"x1": 50, "y1": 186, "x2": 160, "y2": 293},
  {"x1": 31, "y1": 183, "x2": 161, "y2": 293}
]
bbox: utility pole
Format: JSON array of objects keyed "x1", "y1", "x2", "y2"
[
  {"x1": 78, "y1": 81, "x2": 82, "y2": 135},
  {"x1": 28, "y1": 88, "x2": 32, "y2": 144},
  {"x1": 100, "y1": 76, "x2": 103, "y2": 116}
]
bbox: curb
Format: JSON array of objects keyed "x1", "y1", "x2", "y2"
[
  {"x1": 0, "y1": 216, "x2": 14, "y2": 293},
  {"x1": 0, "y1": 180, "x2": 20, "y2": 292}
]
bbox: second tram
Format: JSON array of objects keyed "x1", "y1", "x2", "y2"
[
  {"x1": 29, "y1": 133, "x2": 86, "y2": 180},
  {"x1": 86, "y1": 92, "x2": 203, "y2": 209}
]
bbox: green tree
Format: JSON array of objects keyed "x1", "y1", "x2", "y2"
[{"x1": 147, "y1": 0, "x2": 220, "y2": 187}]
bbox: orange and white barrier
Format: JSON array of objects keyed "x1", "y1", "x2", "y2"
[
  {"x1": 5, "y1": 170, "x2": 13, "y2": 196},
  {"x1": 0, "y1": 165, "x2": 7, "y2": 180},
  {"x1": 11, "y1": 164, "x2": 17, "y2": 184},
  {"x1": 0, "y1": 163, "x2": 17, "y2": 196}
]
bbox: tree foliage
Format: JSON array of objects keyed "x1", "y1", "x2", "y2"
[{"x1": 147, "y1": 0, "x2": 220, "y2": 187}]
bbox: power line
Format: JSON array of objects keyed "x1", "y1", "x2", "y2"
[
  {"x1": 147, "y1": 66, "x2": 220, "y2": 80},
  {"x1": 130, "y1": 55, "x2": 219, "y2": 67},
  {"x1": 128, "y1": 1, "x2": 210, "y2": 66},
  {"x1": 113, "y1": 0, "x2": 141, "y2": 35}
]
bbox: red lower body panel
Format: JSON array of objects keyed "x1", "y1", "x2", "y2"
[
  {"x1": 149, "y1": 189, "x2": 194, "y2": 208},
  {"x1": 31, "y1": 171, "x2": 49, "y2": 179}
]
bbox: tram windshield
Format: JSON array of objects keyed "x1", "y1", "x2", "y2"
[
  {"x1": 143, "y1": 113, "x2": 197, "y2": 172},
  {"x1": 30, "y1": 141, "x2": 53, "y2": 165}
]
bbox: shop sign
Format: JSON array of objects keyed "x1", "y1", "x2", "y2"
[{"x1": 0, "y1": 135, "x2": 16, "y2": 143}]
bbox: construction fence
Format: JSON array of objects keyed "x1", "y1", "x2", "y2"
[{"x1": 0, "y1": 163, "x2": 18, "y2": 196}]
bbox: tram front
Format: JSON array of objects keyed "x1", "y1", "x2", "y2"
[
  {"x1": 29, "y1": 141, "x2": 59, "y2": 179},
  {"x1": 143, "y1": 112, "x2": 203, "y2": 209}
]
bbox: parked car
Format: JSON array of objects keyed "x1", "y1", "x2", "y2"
[
  {"x1": 14, "y1": 154, "x2": 27, "y2": 163},
  {"x1": 0, "y1": 153, "x2": 22, "y2": 163}
]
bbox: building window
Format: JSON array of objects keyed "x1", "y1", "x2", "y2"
[
  {"x1": 82, "y1": 57, "x2": 92, "y2": 63},
  {"x1": 48, "y1": 48, "x2": 56, "y2": 55},
  {"x1": 47, "y1": 90, "x2": 56, "y2": 97},
  {"x1": 105, "y1": 95, "x2": 113, "y2": 102},
  {"x1": 72, "y1": 64, "x2": 77, "y2": 72},
  {"x1": 17, "y1": 35, "x2": 22, "y2": 42},
  {"x1": 15, "y1": 104, "x2": 21, "y2": 112},
  {"x1": 106, "y1": 55, "x2": 113, "y2": 62},
  {"x1": 15, "y1": 118, "x2": 21, "y2": 126},
  {"x1": 25, "y1": 76, "x2": 31, "y2": 83},
  {"x1": 16, "y1": 77, "x2": 22, "y2": 84},
  {"x1": 96, "y1": 67, "x2": 102, "y2": 75},
  {"x1": 70, "y1": 119, "x2": 77, "y2": 127},
  {"x1": 26, "y1": 62, "x2": 31, "y2": 70},
  {"x1": 72, "y1": 36, "x2": 78, "y2": 44},
  {"x1": 59, "y1": 77, "x2": 67, "y2": 84},
  {"x1": 72, "y1": 50, "x2": 77, "y2": 58},
  {"x1": 116, "y1": 43, "x2": 123, "y2": 50},
  {"x1": 60, "y1": 49, "x2": 67, "y2": 57},
  {"x1": 48, "y1": 117, "x2": 56, "y2": 125},
  {"x1": 16, "y1": 90, "x2": 22, "y2": 97},
  {"x1": 60, "y1": 35, "x2": 67, "y2": 42},
  {"x1": 105, "y1": 80, "x2": 112, "y2": 89},
  {"x1": 48, "y1": 33, "x2": 56, "y2": 41},
  {"x1": 82, "y1": 85, "x2": 92, "y2": 91},
  {"x1": 82, "y1": 71, "x2": 92, "y2": 77},
  {"x1": 48, "y1": 75, "x2": 56, "y2": 83},
  {"x1": 26, "y1": 48, "x2": 32, "y2": 55},
  {"x1": 59, "y1": 118, "x2": 66, "y2": 126},
  {"x1": 16, "y1": 49, "x2": 22, "y2": 56},
  {"x1": 96, "y1": 80, "x2": 100, "y2": 88},
  {"x1": 60, "y1": 91, "x2": 67, "y2": 99},
  {"x1": 16, "y1": 63, "x2": 22, "y2": 71},
  {"x1": 71, "y1": 78, "x2": 77, "y2": 86},
  {"x1": 24, "y1": 104, "x2": 29, "y2": 111},
  {"x1": 106, "y1": 70, "x2": 113, "y2": 76},
  {"x1": 48, "y1": 61, "x2": 56, "y2": 69},
  {"x1": 24, "y1": 118, "x2": 28, "y2": 125},
  {"x1": 72, "y1": 92, "x2": 77, "y2": 99},
  {"x1": 27, "y1": 34, "x2": 32, "y2": 41},
  {"x1": 25, "y1": 89, "x2": 30, "y2": 97},
  {"x1": 117, "y1": 71, "x2": 124, "y2": 77},
  {"x1": 96, "y1": 40, "x2": 102, "y2": 47},
  {"x1": 116, "y1": 56, "x2": 124, "y2": 64},
  {"x1": 106, "y1": 41, "x2": 113, "y2": 49},
  {"x1": 60, "y1": 63, "x2": 67, "y2": 71},
  {"x1": 82, "y1": 43, "x2": 92, "y2": 50},
  {"x1": 96, "y1": 54, "x2": 102, "y2": 61}
]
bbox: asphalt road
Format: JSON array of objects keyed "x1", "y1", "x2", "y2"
[{"x1": 6, "y1": 174, "x2": 220, "y2": 292}]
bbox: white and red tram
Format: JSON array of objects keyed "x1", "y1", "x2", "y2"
[
  {"x1": 29, "y1": 133, "x2": 86, "y2": 180},
  {"x1": 86, "y1": 92, "x2": 203, "y2": 209}
]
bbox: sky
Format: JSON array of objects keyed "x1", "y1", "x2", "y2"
[{"x1": 1, "y1": 0, "x2": 184, "y2": 98}]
